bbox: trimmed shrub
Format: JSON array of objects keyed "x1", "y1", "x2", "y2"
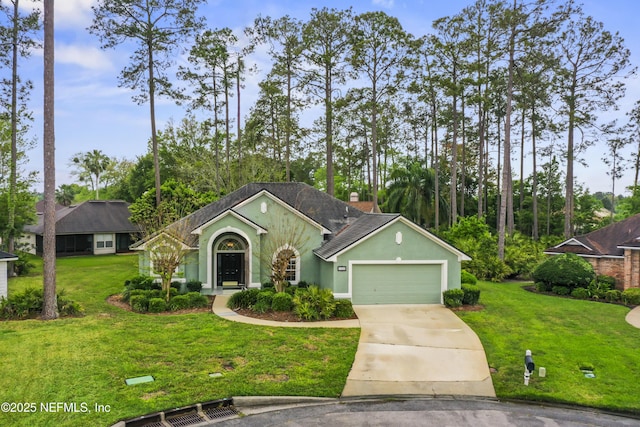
[
  {"x1": 597, "y1": 275, "x2": 617, "y2": 288},
  {"x1": 285, "y1": 286, "x2": 296, "y2": 296},
  {"x1": 297, "y1": 280, "x2": 309, "y2": 289},
  {"x1": 262, "y1": 281, "x2": 275, "y2": 289},
  {"x1": 588, "y1": 277, "x2": 614, "y2": 299},
  {"x1": 605, "y1": 289, "x2": 622, "y2": 303},
  {"x1": 571, "y1": 288, "x2": 590, "y2": 299},
  {"x1": 168, "y1": 295, "x2": 190, "y2": 311},
  {"x1": 0, "y1": 288, "x2": 83, "y2": 319},
  {"x1": 252, "y1": 291, "x2": 274, "y2": 313},
  {"x1": 622, "y1": 288, "x2": 640, "y2": 306},
  {"x1": 461, "y1": 270, "x2": 477, "y2": 285},
  {"x1": 57, "y1": 291, "x2": 84, "y2": 317},
  {"x1": 443, "y1": 288, "x2": 464, "y2": 308},
  {"x1": 186, "y1": 280, "x2": 203, "y2": 293},
  {"x1": 130, "y1": 295, "x2": 149, "y2": 313},
  {"x1": 334, "y1": 299, "x2": 355, "y2": 318},
  {"x1": 148, "y1": 298, "x2": 167, "y2": 313},
  {"x1": 536, "y1": 282, "x2": 551, "y2": 292},
  {"x1": 552, "y1": 286, "x2": 571, "y2": 296},
  {"x1": 13, "y1": 251, "x2": 35, "y2": 276},
  {"x1": 125, "y1": 275, "x2": 158, "y2": 291},
  {"x1": 170, "y1": 281, "x2": 183, "y2": 293},
  {"x1": 226, "y1": 288, "x2": 260, "y2": 309},
  {"x1": 271, "y1": 292, "x2": 294, "y2": 312},
  {"x1": 532, "y1": 253, "x2": 595, "y2": 289},
  {"x1": 461, "y1": 284, "x2": 480, "y2": 305},
  {"x1": 186, "y1": 292, "x2": 209, "y2": 309}
]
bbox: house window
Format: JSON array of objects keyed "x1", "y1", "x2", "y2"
[
  {"x1": 96, "y1": 234, "x2": 113, "y2": 249},
  {"x1": 273, "y1": 245, "x2": 300, "y2": 284},
  {"x1": 217, "y1": 237, "x2": 244, "y2": 251},
  {"x1": 284, "y1": 251, "x2": 297, "y2": 282}
]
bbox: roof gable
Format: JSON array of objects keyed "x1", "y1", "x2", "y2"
[
  {"x1": 314, "y1": 214, "x2": 471, "y2": 262},
  {"x1": 547, "y1": 213, "x2": 640, "y2": 257},
  {"x1": 191, "y1": 210, "x2": 267, "y2": 236}
]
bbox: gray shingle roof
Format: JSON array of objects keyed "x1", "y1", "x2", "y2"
[
  {"x1": 178, "y1": 182, "x2": 364, "y2": 235},
  {"x1": 313, "y1": 213, "x2": 400, "y2": 260},
  {"x1": 25, "y1": 200, "x2": 139, "y2": 235},
  {"x1": 0, "y1": 251, "x2": 18, "y2": 260},
  {"x1": 547, "y1": 213, "x2": 640, "y2": 257}
]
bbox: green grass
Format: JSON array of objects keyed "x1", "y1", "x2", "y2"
[
  {"x1": 0, "y1": 255, "x2": 360, "y2": 427},
  {"x1": 456, "y1": 281, "x2": 640, "y2": 414}
]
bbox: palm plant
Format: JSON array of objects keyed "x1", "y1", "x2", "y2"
[{"x1": 385, "y1": 158, "x2": 437, "y2": 227}]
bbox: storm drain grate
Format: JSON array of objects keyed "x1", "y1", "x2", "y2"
[
  {"x1": 204, "y1": 405, "x2": 239, "y2": 419},
  {"x1": 166, "y1": 412, "x2": 204, "y2": 427}
]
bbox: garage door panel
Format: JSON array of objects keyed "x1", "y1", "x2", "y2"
[{"x1": 352, "y1": 264, "x2": 442, "y2": 305}]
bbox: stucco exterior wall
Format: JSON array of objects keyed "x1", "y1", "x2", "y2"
[
  {"x1": 194, "y1": 194, "x2": 325, "y2": 289},
  {"x1": 331, "y1": 220, "x2": 462, "y2": 295}
]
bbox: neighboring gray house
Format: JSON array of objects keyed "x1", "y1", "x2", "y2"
[
  {"x1": 133, "y1": 183, "x2": 470, "y2": 305},
  {"x1": 22, "y1": 200, "x2": 139, "y2": 256},
  {"x1": 0, "y1": 251, "x2": 18, "y2": 298}
]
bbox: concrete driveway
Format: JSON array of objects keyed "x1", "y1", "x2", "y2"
[{"x1": 341, "y1": 304, "x2": 495, "y2": 398}]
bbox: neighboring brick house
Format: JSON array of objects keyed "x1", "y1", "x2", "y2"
[{"x1": 544, "y1": 213, "x2": 640, "y2": 290}]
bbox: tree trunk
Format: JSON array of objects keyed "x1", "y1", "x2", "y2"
[
  {"x1": 498, "y1": 13, "x2": 516, "y2": 261},
  {"x1": 371, "y1": 82, "x2": 380, "y2": 212},
  {"x1": 224, "y1": 68, "x2": 231, "y2": 186},
  {"x1": 325, "y1": 67, "x2": 334, "y2": 196},
  {"x1": 42, "y1": 0, "x2": 58, "y2": 320},
  {"x1": 531, "y1": 107, "x2": 539, "y2": 240},
  {"x1": 148, "y1": 38, "x2": 161, "y2": 206},
  {"x1": 450, "y1": 70, "x2": 458, "y2": 226},
  {"x1": 7, "y1": 0, "x2": 19, "y2": 274},
  {"x1": 564, "y1": 71, "x2": 577, "y2": 238},
  {"x1": 236, "y1": 57, "x2": 242, "y2": 183},
  {"x1": 460, "y1": 92, "x2": 466, "y2": 217}
]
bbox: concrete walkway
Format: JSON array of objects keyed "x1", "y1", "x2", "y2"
[
  {"x1": 625, "y1": 306, "x2": 640, "y2": 328},
  {"x1": 212, "y1": 296, "x2": 495, "y2": 398},
  {"x1": 341, "y1": 305, "x2": 496, "y2": 398}
]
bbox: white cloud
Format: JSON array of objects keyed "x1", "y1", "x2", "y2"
[
  {"x1": 20, "y1": 0, "x2": 96, "y2": 29},
  {"x1": 372, "y1": 0, "x2": 395, "y2": 9},
  {"x1": 56, "y1": 43, "x2": 113, "y2": 70}
]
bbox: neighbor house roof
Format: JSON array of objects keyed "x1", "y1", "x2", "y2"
[
  {"x1": 546, "y1": 213, "x2": 640, "y2": 257},
  {"x1": 24, "y1": 200, "x2": 139, "y2": 235},
  {"x1": 0, "y1": 251, "x2": 18, "y2": 261}
]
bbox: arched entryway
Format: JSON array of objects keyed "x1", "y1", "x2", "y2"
[{"x1": 213, "y1": 233, "x2": 249, "y2": 288}]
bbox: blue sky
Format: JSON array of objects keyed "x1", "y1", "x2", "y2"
[{"x1": 15, "y1": 0, "x2": 640, "y2": 195}]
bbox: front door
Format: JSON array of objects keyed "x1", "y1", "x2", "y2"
[{"x1": 217, "y1": 252, "x2": 244, "y2": 286}]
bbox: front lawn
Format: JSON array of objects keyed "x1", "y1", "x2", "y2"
[
  {"x1": 0, "y1": 255, "x2": 359, "y2": 427},
  {"x1": 456, "y1": 281, "x2": 640, "y2": 414}
]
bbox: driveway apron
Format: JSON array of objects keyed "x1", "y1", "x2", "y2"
[{"x1": 341, "y1": 304, "x2": 496, "y2": 398}]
